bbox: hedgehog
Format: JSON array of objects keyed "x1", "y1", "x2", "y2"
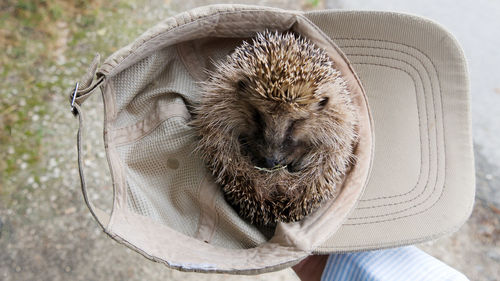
[{"x1": 191, "y1": 31, "x2": 358, "y2": 226}]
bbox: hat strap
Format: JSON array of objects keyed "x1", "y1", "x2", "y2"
[{"x1": 69, "y1": 55, "x2": 110, "y2": 230}]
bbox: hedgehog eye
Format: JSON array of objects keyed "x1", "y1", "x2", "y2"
[
  {"x1": 253, "y1": 109, "x2": 264, "y2": 130},
  {"x1": 285, "y1": 119, "x2": 303, "y2": 143},
  {"x1": 318, "y1": 97, "x2": 329, "y2": 109},
  {"x1": 287, "y1": 119, "x2": 298, "y2": 135}
]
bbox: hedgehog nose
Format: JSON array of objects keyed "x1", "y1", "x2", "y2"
[{"x1": 264, "y1": 157, "x2": 280, "y2": 168}]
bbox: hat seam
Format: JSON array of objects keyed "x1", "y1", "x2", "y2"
[
  {"x1": 343, "y1": 62, "x2": 442, "y2": 223},
  {"x1": 110, "y1": 105, "x2": 190, "y2": 147},
  {"x1": 339, "y1": 39, "x2": 441, "y2": 202},
  {"x1": 345, "y1": 53, "x2": 434, "y2": 210},
  {"x1": 346, "y1": 62, "x2": 438, "y2": 220},
  {"x1": 194, "y1": 172, "x2": 219, "y2": 243},
  {"x1": 309, "y1": 35, "x2": 444, "y2": 223},
  {"x1": 331, "y1": 38, "x2": 446, "y2": 223}
]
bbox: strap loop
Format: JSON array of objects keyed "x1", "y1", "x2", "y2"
[{"x1": 68, "y1": 54, "x2": 104, "y2": 109}]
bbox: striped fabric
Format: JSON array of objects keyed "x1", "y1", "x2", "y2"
[{"x1": 321, "y1": 246, "x2": 469, "y2": 281}]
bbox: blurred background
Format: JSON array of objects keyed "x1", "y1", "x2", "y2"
[{"x1": 0, "y1": 0, "x2": 498, "y2": 280}]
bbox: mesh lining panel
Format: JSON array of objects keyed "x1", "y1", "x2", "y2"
[
  {"x1": 109, "y1": 44, "x2": 274, "y2": 247},
  {"x1": 117, "y1": 117, "x2": 204, "y2": 236},
  {"x1": 110, "y1": 46, "x2": 204, "y2": 237},
  {"x1": 112, "y1": 47, "x2": 198, "y2": 129}
]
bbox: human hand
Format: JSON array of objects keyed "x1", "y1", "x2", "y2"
[{"x1": 291, "y1": 255, "x2": 329, "y2": 281}]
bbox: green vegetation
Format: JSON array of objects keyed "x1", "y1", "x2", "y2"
[
  {"x1": 307, "y1": 0, "x2": 321, "y2": 7},
  {"x1": 0, "y1": 0, "x2": 132, "y2": 205},
  {"x1": 0, "y1": 0, "x2": 176, "y2": 208}
]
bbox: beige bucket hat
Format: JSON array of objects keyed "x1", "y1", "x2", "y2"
[{"x1": 70, "y1": 4, "x2": 475, "y2": 274}]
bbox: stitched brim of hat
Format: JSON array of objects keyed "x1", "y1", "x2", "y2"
[{"x1": 304, "y1": 10, "x2": 475, "y2": 252}]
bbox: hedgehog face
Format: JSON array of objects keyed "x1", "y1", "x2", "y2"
[{"x1": 236, "y1": 81, "x2": 338, "y2": 172}]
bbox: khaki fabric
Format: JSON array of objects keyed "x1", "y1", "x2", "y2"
[
  {"x1": 304, "y1": 11, "x2": 474, "y2": 252},
  {"x1": 70, "y1": 4, "x2": 474, "y2": 274}
]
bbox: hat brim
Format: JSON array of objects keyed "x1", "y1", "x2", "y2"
[{"x1": 305, "y1": 10, "x2": 475, "y2": 252}]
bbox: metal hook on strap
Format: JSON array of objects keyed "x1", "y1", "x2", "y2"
[
  {"x1": 68, "y1": 54, "x2": 104, "y2": 116},
  {"x1": 70, "y1": 82, "x2": 79, "y2": 116}
]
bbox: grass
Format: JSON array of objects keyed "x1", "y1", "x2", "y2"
[
  {"x1": 307, "y1": 0, "x2": 321, "y2": 7},
  {"x1": 0, "y1": 0, "x2": 174, "y2": 208},
  {"x1": 0, "y1": 0, "x2": 117, "y2": 205}
]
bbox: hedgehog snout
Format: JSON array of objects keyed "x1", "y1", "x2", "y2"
[
  {"x1": 251, "y1": 145, "x2": 283, "y2": 168},
  {"x1": 262, "y1": 157, "x2": 280, "y2": 169},
  {"x1": 241, "y1": 135, "x2": 288, "y2": 169},
  {"x1": 253, "y1": 139, "x2": 298, "y2": 170},
  {"x1": 262, "y1": 153, "x2": 286, "y2": 169}
]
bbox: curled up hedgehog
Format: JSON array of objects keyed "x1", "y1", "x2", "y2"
[{"x1": 191, "y1": 31, "x2": 358, "y2": 226}]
